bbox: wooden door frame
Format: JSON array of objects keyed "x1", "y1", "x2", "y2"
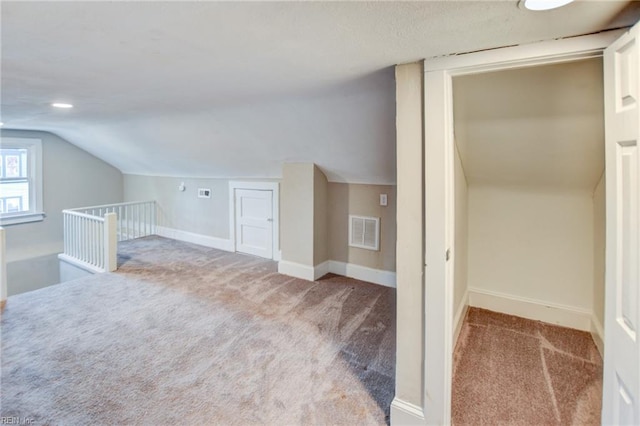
[
  {"x1": 228, "y1": 181, "x2": 280, "y2": 260},
  {"x1": 420, "y1": 29, "x2": 625, "y2": 425}
]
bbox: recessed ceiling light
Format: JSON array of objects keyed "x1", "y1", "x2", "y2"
[
  {"x1": 52, "y1": 102, "x2": 74, "y2": 108},
  {"x1": 520, "y1": 0, "x2": 574, "y2": 11},
  {"x1": 0, "y1": 122, "x2": 3, "y2": 126}
]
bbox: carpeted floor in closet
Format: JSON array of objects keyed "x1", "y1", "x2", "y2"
[{"x1": 452, "y1": 307, "x2": 602, "y2": 425}]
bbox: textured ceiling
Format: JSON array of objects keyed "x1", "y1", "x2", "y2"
[
  {"x1": 1, "y1": 1, "x2": 638, "y2": 183},
  {"x1": 453, "y1": 58, "x2": 604, "y2": 191}
]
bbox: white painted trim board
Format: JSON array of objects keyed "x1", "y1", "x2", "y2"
[
  {"x1": 328, "y1": 260, "x2": 396, "y2": 288},
  {"x1": 278, "y1": 259, "x2": 396, "y2": 288},
  {"x1": 155, "y1": 226, "x2": 234, "y2": 252},
  {"x1": 390, "y1": 397, "x2": 426, "y2": 425},
  {"x1": 58, "y1": 253, "x2": 104, "y2": 274},
  {"x1": 452, "y1": 290, "x2": 469, "y2": 349},
  {"x1": 277, "y1": 260, "x2": 316, "y2": 282},
  {"x1": 468, "y1": 287, "x2": 592, "y2": 332},
  {"x1": 591, "y1": 316, "x2": 605, "y2": 358}
]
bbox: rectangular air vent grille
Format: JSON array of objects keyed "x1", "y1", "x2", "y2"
[{"x1": 349, "y1": 215, "x2": 380, "y2": 251}]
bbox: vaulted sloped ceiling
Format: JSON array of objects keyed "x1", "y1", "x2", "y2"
[
  {"x1": 2, "y1": 1, "x2": 639, "y2": 184},
  {"x1": 453, "y1": 58, "x2": 605, "y2": 192}
]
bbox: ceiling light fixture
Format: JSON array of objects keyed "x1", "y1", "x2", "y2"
[
  {"x1": 52, "y1": 102, "x2": 74, "y2": 108},
  {"x1": 520, "y1": 0, "x2": 574, "y2": 11}
]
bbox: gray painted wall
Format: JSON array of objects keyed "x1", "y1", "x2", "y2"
[
  {"x1": 313, "y1": 166, "x2": 329, "y2": 266},
  {"x1": 125, "y1": 172, "x2": 397, "y2": 273},
  {"x1": 124, "y1": 175, "x2": 233, "y2": 239},
  {"x1": 1, "y1": 129, "x2": 123, "y2": 295},
  {"x1": 280, "y1": 163, "x2": 315, "y2": 266},
  {"x1": 7, "y1": 254, "x2": 60, "y2": 296},
  {"x1": 327, "y1": 183, "x2": 396, "y2": 272}
]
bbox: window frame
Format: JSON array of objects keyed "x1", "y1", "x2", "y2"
[{"x1": 0, "y1": 137, "x2": 45, "y2": 226}]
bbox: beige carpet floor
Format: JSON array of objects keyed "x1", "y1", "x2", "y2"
[
  {"x1": 1, "y1": 236, "x2": 396, "y2": 425},
  {"x1": 452, "y1": 307, "x2": 603, "y2": 425}
]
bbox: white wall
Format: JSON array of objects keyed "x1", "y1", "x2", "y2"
[
  {"x1": 453, "y1": 59, "x2": 604, "y2": 192},
  {"x1": 468, "y1": 185, "x2": 594, "y2": 311},
  {"x1": 453, "y1": 146, "x2": 468, "y2": 327}
]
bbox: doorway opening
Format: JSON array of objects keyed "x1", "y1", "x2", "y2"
[{"x1": 450, "y1": 58, "x2": 605, "y2": 424}]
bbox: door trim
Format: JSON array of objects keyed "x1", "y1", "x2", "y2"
[
  {"x1": 228, "y1": 181, "x2": 280, "y2": 261},
  {"x1": 421, "y1": 28, "x2": 625, "y2": 425}
]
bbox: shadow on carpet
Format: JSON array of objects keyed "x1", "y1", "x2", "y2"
[{"x1": 1, "y1": 236, "x2": 396, "y2": 425}]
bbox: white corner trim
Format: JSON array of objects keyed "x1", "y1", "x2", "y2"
[
  {"x1": 328, "y1": 260, "x2": 396, "y2": 288},
  {"x1": 277, "y1": 259, "x2": 396, "y2": 287},
  {"x1": 155, "y1": 226, "x2": 233, "y2": 252},
  {"x1": 453, "y1": 290, "x2": 469, "y2": 349},
  {"x1": 468, "y1": 287, "x2": 592, "y2": 331},
  {"x1": 314, "y1": 260, "x2": 330, "y2": 280},
  {"x1": 423, "y1": 29, "x2": 625, "y2": 74},
  {"x1": 591, "y1": 315, "x2": 605, "y2": 358},
  {"x1": 277, "y1": 260, "x2": 315, "y2": 281},
  {"x1": 390, "y1": 397, "x2": 425, "y2": 425}
]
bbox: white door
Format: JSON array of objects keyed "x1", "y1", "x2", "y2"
[
  {"x1": 234, "y1": 189, "x2": 273, "y2": 259},
  {"x1": 602, "y1": 22, "x2": 640, "y2": 425}
]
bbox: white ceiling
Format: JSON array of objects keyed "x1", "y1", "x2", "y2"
[
  {"x1": 453, "y1": 58, "x2": 605, "y2": 191},
  {"x1": 1, "y1": 1, "x2": 638, "y2": 184}
]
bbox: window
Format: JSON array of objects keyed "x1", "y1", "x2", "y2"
[{"x1": 0, "y1": 138, "x2": 44, "y2": 225}]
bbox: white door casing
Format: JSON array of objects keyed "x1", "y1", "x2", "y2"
[
  {"x1": 229, "y1": 181, "x2": 279, "y2": 260},
  {"x1": 603, "y1": 22, "x2": 640, "y2": 425},
  {"x1": 234, "y1": 189, "x2": 273, "y2": 259},
  {"x1": 416, "y1": 29, "x2": 627, "y2": 426}
]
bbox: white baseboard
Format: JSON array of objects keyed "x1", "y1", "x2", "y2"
[
  {"x1": 468, "y1": 287, "x2": 592, "y2": 331},
  {"x1": 277, "y1": 259, "x2": 396, "y2": 288},
  {"x1": 390, "y1": 397, "x2": 425, "y2": 425},
  {"x1": 277, "y1": 260, "x2": 316, "y2": 281},
  {"x1": 58, "y1": 253, "x2": 103, "y2": 274},
  {"x1": 152, "y1": 228, "x2": 396, "y2": 288},
  {"x1": 453, "y1": 290, "x2": 469, "y2": 349},
  {"x1": 314, "y1": 260, "x2": 331, "y2": 280},
  {"x1": 591, "y1": 315, "x2": 605, "y2": 357},
  {"x1": 155, "y1": 226, "x2": 233, "y2": 252},
  {"x1": 328, "y1": 260, "x2": 396, "y2": 288}
]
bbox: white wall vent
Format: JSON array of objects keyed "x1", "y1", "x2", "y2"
[{"x1": 349, "y1": 215, "x2": 380, "y2": 251}]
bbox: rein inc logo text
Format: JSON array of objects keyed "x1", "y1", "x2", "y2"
[{"x1": 0, "y1": 418, "x2": 34, "y2": 425}]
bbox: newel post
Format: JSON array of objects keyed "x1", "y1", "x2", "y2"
[{"x1": 104, "y1": 213, "x2": 117, "y2": 272}]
